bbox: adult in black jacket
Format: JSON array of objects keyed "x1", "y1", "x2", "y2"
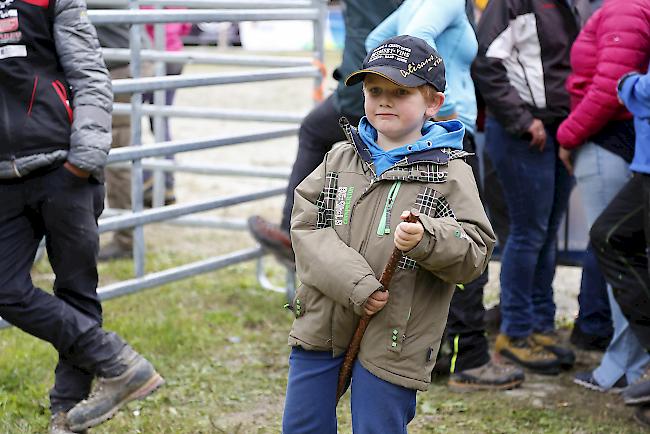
[
  {"x1": 472, "y1": 0, "x2": 590, "y2": 374},
  {"x1": 0, "y1": 1, "x2": 163, "y2": 432}
]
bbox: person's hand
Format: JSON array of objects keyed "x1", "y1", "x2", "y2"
[
  {"x1": 527, "y1": 118, "x2": 547, "y2": 151},
  {"x1": 63, "y1": 161, "x2": 90, "y2": 178},
  {"x1": 394, "y1": 210, "x2": 424, "y2": 251},
  {"x1": 363, "y1": 290, "x2": 389, "y2": 316},
  {"x1": 558, "y1": 147, "x2": 574, "y2": 175}
]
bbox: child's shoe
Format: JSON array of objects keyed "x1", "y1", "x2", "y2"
[{"x1": 495, "y1": 334, "x2": 561, "y2": 375}]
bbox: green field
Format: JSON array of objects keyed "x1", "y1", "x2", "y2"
[{"x1": 0, "y1": 254, "x2": 643, "y2": 433}]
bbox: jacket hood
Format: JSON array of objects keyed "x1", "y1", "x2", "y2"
[{"x1": 349, "y1": 117, "x2": 464, "y2": 175}]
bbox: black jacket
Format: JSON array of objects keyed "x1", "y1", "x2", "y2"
[{"x1": 471, "y1": 0, "x2": 590, "y2": 136}]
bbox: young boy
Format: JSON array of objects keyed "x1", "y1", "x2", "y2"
[{"x1": 282, "y1": 35, "x2": 495, "y2": 433}]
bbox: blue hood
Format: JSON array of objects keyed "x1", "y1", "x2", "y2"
[{"x1": 357, "y1": 116, "x2": 465, "y2": 176}]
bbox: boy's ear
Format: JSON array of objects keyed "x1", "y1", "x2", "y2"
[{"x1": 425, "y1": 92, "x2": 445, "y2": 118}]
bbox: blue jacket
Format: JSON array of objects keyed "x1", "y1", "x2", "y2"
[
  {"x1": 365, "y1": 0, "x2": 478, "y2": 135},
  {"x1": 619, "y1": 66, "x2": 650, "y2": 174}
]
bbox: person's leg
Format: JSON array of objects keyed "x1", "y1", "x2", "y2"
[
  {"x1": 282, "y1": 348, "x2": 340, "y2": 434},
  {"x1": 103, "y1": 65, "x2": 134, "y2": 258},
  {"x1": 351, "y1": 360, "x2": 416, "y2": 434},
  {"x1": 446, "y1": 132, "x2": 490, "y2": 372},
  {"x1": 280, "y1": 95, "x2": 361, "y2": 232},
  {"x1": 482, "y1": 152, "x2": 509, "y2": 247},
  {"x1": 572, "y1": 143, "x2": 630, "y2": 347},
  {"x1": 485, "y1": 118, "x2": 556, "y2": 339},
  {"x1": 592, "y1": 284, "x2": 650, "y2": 388},
  {"x1": 485, "y1": 117, "x2": 560, "y2": 374},
  {"x1": 591, "y1": 174, "x2": 650, "y2": 349}
]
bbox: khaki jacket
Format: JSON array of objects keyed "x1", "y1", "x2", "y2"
[{"x1": 288, "y1": 119, "x2": 495, "y2": 390}]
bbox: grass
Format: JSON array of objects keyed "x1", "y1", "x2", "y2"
[{"x1": 0, "y1": 253, "x2": 643, "y2": 433}]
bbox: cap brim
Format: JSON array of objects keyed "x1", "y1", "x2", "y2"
[{"x1": 345, "y1": 66, "x2": 427, "y2": 88}]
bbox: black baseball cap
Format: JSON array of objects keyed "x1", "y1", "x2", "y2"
[{"x1": 345, "y1": 35, "x2": 446, "y2": 92}]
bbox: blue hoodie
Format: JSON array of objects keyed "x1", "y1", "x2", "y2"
[
  {"x1": 358, "y1": 116, "x2": 465, "y2": 176},
  {"x1": 366, "y1": 0, "x2": 478, "y2": 135},
  {"x1": 619, "y1": 67, "x2": 650, "y2": 175}
]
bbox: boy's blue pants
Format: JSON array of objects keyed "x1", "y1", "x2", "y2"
[{"x1": 282, "y1": 347, "x2": 416, "y2": 434}]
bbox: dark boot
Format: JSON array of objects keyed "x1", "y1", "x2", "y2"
[
  {"x1": 49, "y1": 412, "x2": 86, "y2": 434},
  {"x1": 448, "y1": 359, "x2": 525, "y2": 392}
]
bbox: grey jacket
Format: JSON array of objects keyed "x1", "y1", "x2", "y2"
[{"x1": 0, "y1": 0, "x2": 112, "y2": 179}]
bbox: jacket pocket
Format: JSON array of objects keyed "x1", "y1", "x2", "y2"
[{"x1": 51, "y1": 80, "x2": 73, "y2": 123}]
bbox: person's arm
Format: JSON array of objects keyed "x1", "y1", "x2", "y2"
[
  {"x1": 471, "y1": 0, "x2": 534, "y2": 136},
  {"x1": 557, "y1": 7, "x2": 650, "y2": 149},
  {"x1": 619, "y1": 69, "x2": 650, "y2": 120},
  {"x1": 291, "y1": 150, "x2": 383, "y2": 316},
  {"x1": 405, "y1": 160, "x2": 495, "y2": 284},
  {"x1": 366, "y1": 0, "x2": 464, "y2": 118},
  {"x1": 54, "y1": 0, "x2": 112, "y2": 177},
  {"x1": 365, "y1": 8, "x2": 399, "y2": 52}
]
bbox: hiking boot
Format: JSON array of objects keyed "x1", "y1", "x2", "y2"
[
  {"x1": 531, "y1": 331, "x2": 575, "y2": 369},
  {"x1": 448, "y1": 359, "x2": 525, "y2": 392},
  {"x1": 98, "y1": 241, "x2": 132, "y2": 262},
  {"x1": 66, "y1": 347, "x2": 164, "y2": 431},
  {"x1": 49, "y1": 412, "x2": 86, "y2": 434},
  {"x1": 495, "y1": 334, "x2": 561, "y2": 375},
  {"x1": 573, "y1": 371, "x2": 627, "y2": 393},
  {"x1": 623, "y1": 365, "x2": 650, "y2": 405},
  {"x1": 247, "y1": 215, "x2": 295, "y2": 268},
  {"x1": 634, "y1": 406, "x2": 650, "y2": 428},
  {"x1": 570, "y1": 324, "x2": 611, "y2": 352}
]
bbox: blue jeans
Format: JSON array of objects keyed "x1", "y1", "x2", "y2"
[
  {"x1": 282, "y1": 348, "x2": 416, "y2": 434},
  {"x1": 485, "y1": 117, "x2": 574, "y2": 337},
  {"x1": 574, "y1": 142, "x2": 649, "y2": 387}
]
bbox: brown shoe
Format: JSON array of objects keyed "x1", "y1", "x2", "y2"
[
  {"x1": 531, "y1": 331, "x2": 575, "y2": 369},
  {"x1": 49, "y1": 412, "x2": 86, "y2": 434},
  {"x1": 66, "y1": 346, "x2": 164, "y2": 431},
  {"x1": 448, "y1": 359, "x2": 525, "y2": 392},
  {"x1": 495, "y1": 334, "x2": 561, "y2": 375},
  {"x1": 247, "y1": 215, "x2": 295, "y2": 267}
]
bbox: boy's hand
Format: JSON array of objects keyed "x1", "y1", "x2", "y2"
[
  {"x1": 394, "y1": 210, "x2": 424, "y2": 251},
  {"x1": 363, "y1": 290, "x2": 389, "y2": 316}
]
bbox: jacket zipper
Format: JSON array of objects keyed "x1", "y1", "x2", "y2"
[
  {"x1": 52, "y1": 80, "x2": 73, "y2": 123},
  {"x1": 27, "y1": 76, "x2": 38, "y2": 116},
  {"x1": 376, "y1": 181, "x2": 401, "y2": 237}
]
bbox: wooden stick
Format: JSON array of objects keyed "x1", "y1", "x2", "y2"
[{"x1": 335, "y1": 210, "x2": 420, "y2": 402}]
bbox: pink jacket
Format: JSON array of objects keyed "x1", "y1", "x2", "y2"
[
  {"x1": 142, "y1": 6, "x2": 192, "y2": 52},
  {"x1": 557, "y1": 0, "x2": 650, "y2": 149}
]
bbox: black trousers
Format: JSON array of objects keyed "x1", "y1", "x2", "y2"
[
  {"x1": 0, "y1": 165, "x2": 124, "y2": 413},
  {"x1": 446, "y1": 132, "x2": 490, "y2": 372},
  {"x1": 591, "y1": 173, "x2": 650, "y2": 350}
]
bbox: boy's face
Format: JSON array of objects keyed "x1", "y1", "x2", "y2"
[{"x1": 363, "y1": 74, "x2": 442, "y2": 146}]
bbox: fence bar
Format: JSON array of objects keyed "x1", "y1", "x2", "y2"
[
  {"x1": 102, "y1": 210, "x2": 251, "y2": 231},
  {"x1": 129, "y1": 0, "x2": 146, "y2": 277},
  {"x1": 88, "y1": 9, "x2": 319, "y2": 25},
  {"x1": 107, "y1": 127, "x2": 298, "y2": 163},
  {"x1": 111, "y1": 159, "x2": 291, "y2": 179},
  {"x1": 97, "y1": 247, "x2": 265, "y2": 301},
  {"x1": 99, "y1": 187, "x2": 285, "y2": 232},
  {"x1": 87, "y1": 0, "x2": 312, "y2": 8},
  {"x1": 102, "y1": 49, "x2": 314, "y2": 68},
  {"x1": 112, "y1": 67, "x2": 320, "y2": 94},
  {"x1": 113, "y1": 103, "x2": 304, "y2": 123}
]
